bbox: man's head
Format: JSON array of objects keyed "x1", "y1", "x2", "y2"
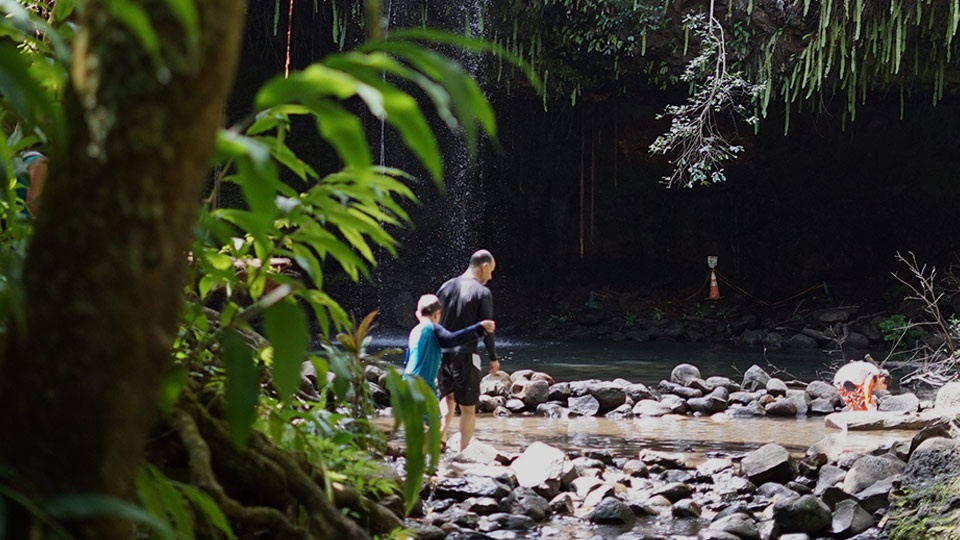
[
  {"x1": 468, "y1": 249, "x2": 496, "y2": 284},
  {"x1": 416, "y1": 294, "x2": 442, "y2": 322}
]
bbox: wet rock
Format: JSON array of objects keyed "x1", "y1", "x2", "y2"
[
  {"x1": 480, "y1": 512, "x2": 537, "y2": 532},
  {"x1": 844, "y1": 331, "x2": 870, "y2": 350},
  {"x1": 842, "y1": 454, "x2": 905, "y2": 494},
  {"x1": 604, "y1": 403, "x2": 633, "y2": 418},
  {"x1": 462, "y1": 497, "x2": 500, "y2": 516},
  {"x1": 404, "y1": 522, "x2": 445, "y2": 540},
  {"x1": 697, "y1": 457, "x2": 733, "y2": 477},
  {"x1": 830, "y1": 499, "x2": 874, "y2": 537},
  {"x1": 510, "y1": 441, "x2": 568, "y2": 489},
  {"x1": 659, "y1": 394, "x2": 688, "y2": 414},
  {"x1": 813, "y1": 465, "x2": 845, "y2": 496},
  {"x1": 671, "y1": 498, "x2": 701, "y2": 518},
  {"x1": 652, "y1": 482, "x2": 692, "y2": 503},
  {"x1": 511, "y1": 379, "x2": 550, "y2": 408},
  {"x1": 757, "y1": 482, "x2": 799, "y2": 502},
  {"x1": 805, "y1": 380, "x2": 838, "y2": 400},
  {"x1": 570, "y1": 456, "x2": 606, "y2": 475},
  {"x1": 504, "y1": 398, "x2": 526, "y2": 413},
  {"x1": 567, "y1": 394, "x2": 600, "y2": 416},
  {"x1": 493, "y1": 405, "x2": 511, "y2": 417},
  {"x1": 742, "y1": 365, "x2": 772, "y2": 391},
  {"x1": 534, "y1": 402, "x2": 568, "y2": 419},
  {"x1": 786, "y1": 333, "x2": 818, "y2": 349},
  {"x1": 879, "y1": 392, "x2": 919, "y2": 412},
  {"x1": 900, "y1": 437, "x2": 960, "y2": 491},
  {"x1": 480, "y1": 371, "x2": 512, "y2": 396},
  {"x1": 729, "y1": 401, "x2": 766, "y2": 417},
  {"x1": 639, "y1": 449, "x2": 691, "y2": 469},
  {"x1": 632, "y1": 399, "x2": 674, "y2": 417},
  {"x1": 434, "y1": 476, "x2": 512, "y2": 501},
  {"x1": 854, "y1": 476, "x2": 894, "y2": 514},
  {"x1": 569, "y1": 476, "x2": 604, "y2": 499},
  {"x1": 763, "y1": 332, "x2": 785, "y2": 348},
  {"x1": 773, "y1": 494, "x2": 831, "y2": 535},
  {"x1": 935, "y1": 381, "x2": 960, "y2": 409},
  {"x1": 509, "y1": 369, "x2": 535, "y2": 383},
  {"x1": 569, "y1": 379, "x2": 601, "y2": 397},
  {"x1": 587, "y1": 381, "x2": 627, "y2": 413},
  {"x1": 477, "y1": 394, "x2": 505, "y2": 413},
  {"x1": 499, "y1": 487, "x2": 551, "y2": 522},
  {"x1": 740, "y1": 329, "x2": 765, "y2": 347},
  {"x1": 667, "y1": 384, "x2": 703, "y2": 400},
  {"x1": 548, "y1": 492, "x2": 575, "y2": 515},
  {"x1": 706, "y1": 375, "x2": 741, "y2": 392},
  {"x1": 741, "y1": 443, "x2": 798, "y2": 485},
  {"x1": 764, "y1": 399, "x2": 798, "y2": 417},
  {"x1": 766, "y1": 378, "x2": 788, "y2": 397},
  {"x1": 687, "y1": 395, "x2": 728, "y2": 415},
  {"x1": 809, "y1": 397, "x2": 838, "y2": 415},
  {"x1": 582, "y1": 482, "x2": 618, "y2": 509},
  {"x1": 547, "y1": 382, "x2": 572, "y2": 402},
  {"x1": 530, "y1": 371, "x2": 555, "y2": 386},
  {"x1": 709, "y1": 512, "x2": 760, "y2": 539},
  {"x1": 622, "y1": 459, "x2": 649, "y2": 478},
  {"x1": 729, "y1": 390, "x2": 763, "y2": 405},
  {"x1": 586, "y1": 497, "x2": 635, "y2": 524},
  {"x1": 670, "y1": 363, "x2": 701, "y2": 385},
  {"x1": 784, "y1": 390, "x2": 811, "y2": 415},
  {"x1": 624, "y1": 382, "x2": 657, "y2": 402}
]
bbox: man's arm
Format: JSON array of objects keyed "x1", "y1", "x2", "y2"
[
  {"x1": 433, "y1": 322, "x2": 484, "y2": 349},
  {"x1": 479, "y1": 291, "x2": 497, "y2": 368}
]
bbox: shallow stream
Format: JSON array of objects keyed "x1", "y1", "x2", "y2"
[{"x1": 372, "y1": 335, "x2": 912, "y2": 538}]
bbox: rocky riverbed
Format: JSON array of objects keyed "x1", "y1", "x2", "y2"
[{"x1": 369, "y1": 363, "x2": 960, "y2": 539}]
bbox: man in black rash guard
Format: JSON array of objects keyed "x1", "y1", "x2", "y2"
[{"x1": 436, "y1": 249, "x2": 498, "y2": 452}]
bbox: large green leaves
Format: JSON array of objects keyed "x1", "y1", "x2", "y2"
[{"x1": 385, "y1": 371, "x2": 442, "y2": 515}]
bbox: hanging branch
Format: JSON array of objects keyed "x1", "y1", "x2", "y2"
[{"x1": 649, "y1": 0, "x2": 764, "y2": 188}]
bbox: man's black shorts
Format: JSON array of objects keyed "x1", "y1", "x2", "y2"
[{"x1": 437, "y1": 350, "x2": 481, "y2": 406}]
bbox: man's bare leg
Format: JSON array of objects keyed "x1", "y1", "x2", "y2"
[
  {"x1": 439, "y1": 393, "x2": 456, "y2": 446},
  {"x1": 458, "y1": 404, "x2": 476, "y2": 452}
]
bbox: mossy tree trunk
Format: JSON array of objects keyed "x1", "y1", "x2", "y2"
[{"x1": 0, "y1": 1, "x2": 246, "y2": 537}]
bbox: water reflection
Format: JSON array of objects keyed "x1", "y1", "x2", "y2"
[{"x1": 458, "y1": 414, "x2": 908, "y2": 460}]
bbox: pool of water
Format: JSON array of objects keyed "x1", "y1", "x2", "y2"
[{"x1": 372, "y1": 333, "x2": 850, "y2": 387}]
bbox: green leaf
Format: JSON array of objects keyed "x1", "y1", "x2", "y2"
[
  {"x1": 263, "y1": 298, "x2": 309, "y2": 401},
  {"x1": 45, "y1": 494, "x2": 174, "y2": 540},
  {"x1": 222, "y1": 330, "x2": 260, "y2": 447},
  {"x1": 0, "y1": 43, "x2": 64, "y2": 144},
  {"x1": 179, "y1": 484, "x2": 236, "y2": 539},
  {"x1": 156, "y1": 365, "x2": 185, "y2": 414}
]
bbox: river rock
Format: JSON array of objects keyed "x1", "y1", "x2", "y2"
[
  {"x1": 624, "y1": 382, "x2": 657, "y2": 401},
  {"x1": 830, "y1": 499, "x2": 874, "y2": 536},
  {"x1": 854, "y1": 475, "x2": 895, "y2": 513},
  {"x1": 509, "y1": 369, "x2": 535, "y2": 382},
  {"x1": 900, "y1": 437, "x2": 960, "y2": 491},
  {"x1": 935, "y1": 381, "x2": 960, "y2": 409},
  {"x1": 709, "y1": 512, "x2": 760, "y2": 539},
  {"x1": 706, "y1": 375, "x2": 741, "y2": 392},
  {"x1": 729, "y1": 390, "x2": 762, "y2": 404},
  {"x1": 878, "y1": 392, "x2": 920, "y2": 412},
  {"x1": 535, "y1": 402, "x2": 568, "y2": 418},
  {"x1": 547, "y1": 382, "x2": 572, "y2": 401},
  {"x1": 670, "y1": 363, "x2": 701, "y2": 385},
  {"x1": 660, "y1": 394, "x2": 687, "y2": 414},
  {"x1": 773, "y1": 494, "x2": 832, "y2": 535},
  {"x1": 504, "y1": 398, "x2": 526, "y2": 413},
  {"x1": 786, "y1": 333, "x2": 818, "y2": 349},
  {"x1": 742, "y1": 365, "x2": 771, "y2": 391},
  {"x1": 765, "y1": 398, "x2": 798, "y2": 417},
  {"x1": 813, "y1": 464, "x2": 846, "y2": 496},
  {"x1": 587, "y1": 381, "x2": 627, "y2": 413},
  {"x1": 687, "y1": 395, "x2": 728, "y2": 415},
  {"x1": 478, "y1": 394, "x2": 505, "y2": 413},
  {"x1": 548, "y1": 492, "x2": 576, "y2": 515},
  {"x1": 434, "y1": 476, "x2": 512, "y2": 501},
  {"x1": 510, "y1": 441, "x2": 567, "y2": 489},
  {"x1": 806, "y1": 380, "x2": 838, "y2": 400},
  {"x1": 766, "y1": 378, "x2": 788, "y2": 397},
  {"x1": 809, "y1": 397, "x2": 838, "y2": 415},
  {"x1": 672, "y1": 498, "x2": 701, "y2": 518},
  {"x1": 511, "y1": 379, "x2": 550, "y2": 408},
  {"x1": 480, "y1": 371, "x2": 512, "y2": 396},
  {"x1": 843, "y1": 454, "x2": 906, "y2": 494},
  {"x1": 481, "y1": 512, "x2": 537, "y2": 532},
  {"x1": 741, "y1": 443, "x2": 797, "y2": 485},
  {"x1": 729, "y1": 401, "x2": 766, "y2": 417},
  {"x1": 586, "y1": 497, "x2": 635, "y2": 524},
  {"x1": 567, "y1": 394, "x2": 601, "y2": 416},
  {"x1": 632, "y1": 399, "x2": 674, "y2": 417},
  {"x1": 462, "y1": 496, "x2": 500, "y2": 516},
  {"x1": 499, "y1": 487, "x2": 551, "y2": 522},
  {"x1": 652, "y1": 482, "x2": 692, "y2": 503}
]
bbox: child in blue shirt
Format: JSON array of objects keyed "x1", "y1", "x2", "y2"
[{"x1": 404, "y1": 294, "x2": 494, "y2": 393}]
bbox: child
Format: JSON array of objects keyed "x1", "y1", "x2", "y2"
[
  {"x1": 404, "y1": 294, "x2": 495, "y2": 393},
  {"x1": 833, "y1": 355, "x2": 891, "y2": 411}
]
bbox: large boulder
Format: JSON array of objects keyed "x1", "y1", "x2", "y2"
[
  {"x1": 740, "y1": 443, "x2": 797, "y2": 485},
  {"x1": 831, "y1": 499, "x2": 875, "y2": 537},
  {"x1": 773, "y1": 494, "x2": 832, "y2": 535},
  {"x1": 499, "y1": 487, "x2": 551, "y2": 522},
  {"x1": 935, "y1": 381, "x2": 960, "y2": 409},
  {"x1": 510, "y1": 442, "x2": 568, "y2": 489},
  {"x1": 587, "y1": 381, "x2": 627, "y2": 414},
  {"x1": 741, "y1": 364, "x2": 771, "y2": 391},
  {"x1": 511, "y1": 379, "x2": 550, "y2": 408},
  {"x1": 480, "y1": 371, "x2": 512, "y2": 396},
  {"x1": 670, "y1": 363, "x2": 701, "y2": 385},
  {"x1": 567, "y1": 394, "x2": 601, "y2": 416},
  {"x1": 900, "y1": 437, "x2": 960, "y2": 491},
  {"x1": 842, "y1": 454, "x2": 905, "y2": 494}
]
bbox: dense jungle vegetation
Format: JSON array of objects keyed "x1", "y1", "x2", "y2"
[{"x1": 1, "y1": 1, "x2": 960, "y2": 538}]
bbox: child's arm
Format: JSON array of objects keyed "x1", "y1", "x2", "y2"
[{"x1": 433, "y1": 322, "x2": 488, "y2": 349}]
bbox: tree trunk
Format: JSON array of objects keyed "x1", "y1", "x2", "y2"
[{"x1": 0, "y1": 1, "x2": 246, "y2": 537}]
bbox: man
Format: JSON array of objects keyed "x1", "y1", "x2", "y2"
[{"x1": 436, "y1": 249, "x2": 498, "y2": 452}]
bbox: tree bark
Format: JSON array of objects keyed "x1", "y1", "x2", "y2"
[{"x1": 0, "y1": 1, "x2": 246, "y2": 537}]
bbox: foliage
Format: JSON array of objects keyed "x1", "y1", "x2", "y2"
[
  {"x1": 889, "y1": 480, "x2": 960, "y2": 540},
  {"x1": 879, "y1": 313, "x2": 926, "y2": 345},
  {"x1": 0, "y1": 1, "x2": 520, "y2": 537},
  {"x1": 649, "y1": 10, "x2": 764, "y2": 188}
]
